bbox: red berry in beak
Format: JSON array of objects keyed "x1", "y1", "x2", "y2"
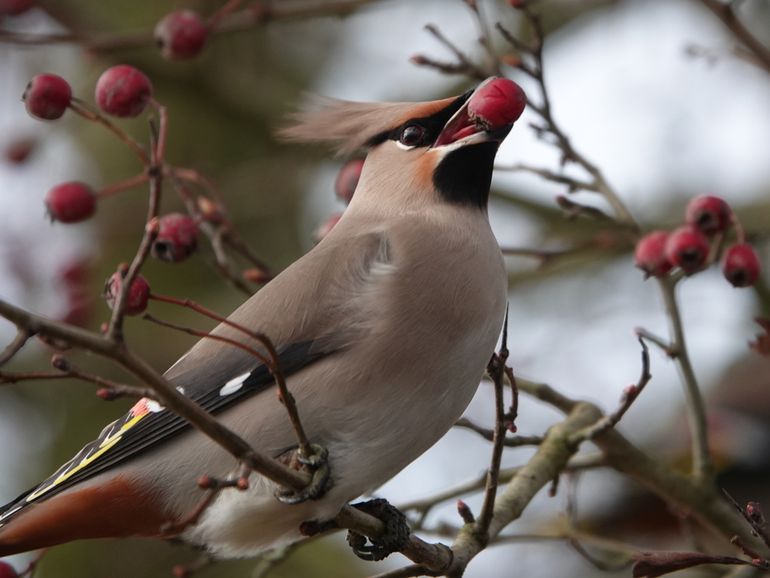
[
  {"x1": 634, "y1": 230, "x2": 672, "y2": 278},
  {"x1": 151, "y1": 213, "x2": 199, "y2": 263},
  {"x1": 664, "y1": 226, "x2": 711, "y2": 274},
  {"x1": 45, "y1": 181, "x2": 96, "y2": 223},
  {"x1": 154, "y1": 10, "x2": 208, "y2": 60},
  {"x1": 685, "y1": 195, "x2": 732, "y2": 235},
  {"x1": 104, "y1": 272, "x2": 151, "y2": 316},
  {"x1": 23, "y1": 73, "x2": 71, "y2": 120},
  {"x1": 0, "y1": 560, "x2": 18, "y2": 578},
  {"x1": 723, "y1": 243, "x2": 761, "y2": 288},
  {"x1": 467, "y1": 78, "x2": 526, "y2": 130},
  {"x1": 95, "y1": 65, "x2": 153, "y2": 118}
]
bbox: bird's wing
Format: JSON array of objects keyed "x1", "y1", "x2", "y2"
[{"x1": 0, "y1": 229, "x2": 392, "y2": 524}]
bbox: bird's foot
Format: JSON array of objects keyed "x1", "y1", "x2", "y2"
[
  {"x1": 346, "y1": 498, "x2": 411, "y2": 561},
  {"x1": 275, "y1": 444, "x2": 331, "y2": 504}
]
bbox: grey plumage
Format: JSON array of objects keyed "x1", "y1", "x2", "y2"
[{"x1": 0, "y1": 79, "x2": 514, "y2": 559}]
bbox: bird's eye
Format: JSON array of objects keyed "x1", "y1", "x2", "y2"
[{"x1": 399, "y1": 125, "x2": 426, "y2": 147}]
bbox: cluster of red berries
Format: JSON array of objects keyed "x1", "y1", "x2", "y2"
[
  {"x1": 634, "y1": 195, "x2": 761, "y2": 288},
  {"x1": 314, "y1": 158, "x2": 364, "y2": 243},
  {"x1": 23, "y1": 66, "x2": 204, "y2": 319}
]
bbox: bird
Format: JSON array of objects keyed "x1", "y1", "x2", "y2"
[{"x1": 0, "y1": 77, "x2": 525, "y2": 560}]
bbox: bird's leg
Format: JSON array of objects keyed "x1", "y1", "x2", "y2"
[
  {"x1": 274, "y1": 443, "x2": 331, "y2": 504},
  {"x1": 345, "y1": 498, "x2": 411, "y2": 561}
]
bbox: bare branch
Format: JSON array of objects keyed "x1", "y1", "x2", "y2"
[
  {"x1": 0, "y1": 329, "x2": 32, "y2": 367},
  {"x1": 656, "y1": 276, "x2": 713, "y2": 480},
  {"x1": 0, "y1": 297, "x2": 309, "y2": 492},
  {"x1": 571, "y1": 336, "x2": 652, "y2": 442},
  {"x1": 454, "y1": 418, "x2": 543, "y2": 447},
  {"x1": 698, "y1": 0, "x2": 770, "y2": 74},
  {"x1": 475, "y1": 308, "x2": 510, "y2": 538}
]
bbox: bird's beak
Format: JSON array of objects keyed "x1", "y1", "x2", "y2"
[{"x1": 433, "y1": 77, "x2": 525, "y2": 149}]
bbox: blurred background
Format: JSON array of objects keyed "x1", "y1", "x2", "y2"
[{"x1": 1, "y1": 0, "x2": 769, "y2": 576}]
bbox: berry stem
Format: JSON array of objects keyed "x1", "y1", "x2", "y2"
[
  {"x1": 149, "y1": 99, "x2": 169, "y2": 164},
  {"x1": 95, "y1": 173, "x2": 150, "y2": 199},
  {"x1": 69, "y1": 99, "x2": 149, "y2": 165},
  {"x1": 167, "y1": 174, "x2": 254, "y2": 295},
  {"x1": 731, "y1": 213, "x2": 747, "y2": 245},
  {"x1": 656, "y1": 276, "x2": 714, "y2": 482},
  {"x1": 207, "y1": 0, "x2": 242, "y2": 31}
]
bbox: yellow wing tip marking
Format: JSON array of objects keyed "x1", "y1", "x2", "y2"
[{"x1": 25, "y1": 407, "x2": 153, "y2": 503}]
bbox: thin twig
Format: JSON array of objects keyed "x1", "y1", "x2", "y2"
[
  {"x1": 454, "y1": 418, "x2": 543, "y2": 447},
  {"x1": 68, "y1": 100, "x2": 149, "y2": 165},
  {"x1": 95, "y1": 173, "x2": 150, "y2": 199},
  {"x1": 148, "y1": 294, "x2": 312, "y2": 458},
  {"x1": 495, "y1": 162, "x2": 599, "y2": 192},
  {"x1": 570, "y1": 336, "x2": 652, "y2": 442},
  {"x1": 167, "y1": 174, "x2": 254, "y2": 296},
  {"x1": 475, "y1": 308, "x2": 510, "y2": 539},
  {"x1": 0, "y1": 297, "x2": 309, "y2": 492},
  {"x1": 657, "y1": 276, "x2": 713, "y2": 481},
  {"x1": 0, "y1": 328, "x2": 31, "y2": 367},
  {"x1": 0, "y1": 0, "x2": 382, "y2": 52},
  {"x1": 144, "y1": 313, "x2": 270, "y2": 366},
  {"x1": 634, "y1": 327, "x2": 675, "y2": 356},
  {"x1": 496, "y1": 13, "x2": 638, "y2": 230},
  {"x1": 698, "y1": 0, "x2": 770, "y2": 74}
]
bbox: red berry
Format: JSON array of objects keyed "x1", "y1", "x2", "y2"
[
  {"x1": 467, "y1": 77, "x2": 526, "y2": 129},
  {"x1": 0, "y1": 561, "x2": 18, "y2": 578},
  {"x1": 0, "y1": 0, "x2": 34, "y2": 16},
  {"x1": 722, "y1": 243, "x2": 761, "y2": 288},
  {"x1": 45, "y1": 181, "x2": 96, "y2": 223},
  {"x1": 4, "y1": 136, "x2": 36, "y2": 164},
  {"x1": 685, "y1": 195, "x2": 732, "y2": 235},
  {"x1": 634, "y1": 230, "x2": 672, "y2": 278},
  {"x1": 313, "y1": 213, "x2": 342, "y2": 244},
  {"x1": 334, "y1": 158, "x2": 364, "y2": 205},
  {"x1": 23, "y1": 73, "x2": 71, "y2": 120},
  {"x1": 95, "y1": 65, "x2": 152, "y2": 118},
  {"x1": 104, "y1": 272, "x2": 151, "y2": 316},
  {"x1": 151, "y1": 213, "x2": 199, "y2": 263},
  {"x1": 242, "y1": 266, "x2": 270, "y2": 284},
  {"x1": 154, "y1": 10, "x2": 208, "y2": 60},
  {"x1": 664, "y1": 226, "x2": 711, "y2": 273}
]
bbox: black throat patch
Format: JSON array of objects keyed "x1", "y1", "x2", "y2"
[{"x1": 433, "y1": 141, "x2": 499, "y2": 209}]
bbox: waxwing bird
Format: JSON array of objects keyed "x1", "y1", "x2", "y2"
[{"x1": 0, "y1": 77, "x2": 526, "y2": 559}]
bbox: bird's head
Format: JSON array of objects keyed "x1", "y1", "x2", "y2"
[{"x1": 281, "y1": 77, "x2": 526, "y2": 211}]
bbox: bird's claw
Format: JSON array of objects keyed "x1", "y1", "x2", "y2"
[
  {"x1": 275, "y1": 444, "x2": 331, "y2": 504},
  {"x1": 346, "y1": 498, "x2": 411, "y2": 561}
]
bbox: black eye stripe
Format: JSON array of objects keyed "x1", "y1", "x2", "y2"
[{"x1": 365, "y1": 90, "x2": 472, "y2": 149}]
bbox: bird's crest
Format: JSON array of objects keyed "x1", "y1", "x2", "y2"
[{"x1": 278, "y1": 95, "x2": 457, "y2": 156}]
